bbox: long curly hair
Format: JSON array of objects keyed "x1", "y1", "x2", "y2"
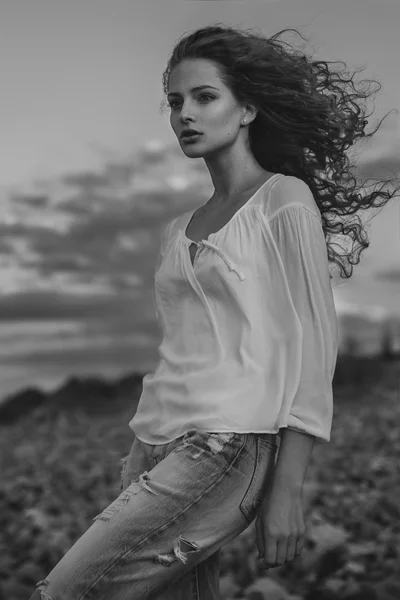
[{"x1": 160, "y1": 24, "x2": 400, "y2": 282}]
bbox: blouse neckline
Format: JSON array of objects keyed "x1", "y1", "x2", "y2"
[{"x1": 181, "y1": 172, "x2": 283, "y2": 246}]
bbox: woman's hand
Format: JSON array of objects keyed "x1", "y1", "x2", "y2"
[{"x1": 255, "y1": 480, "x2": 306, "y2": 569}]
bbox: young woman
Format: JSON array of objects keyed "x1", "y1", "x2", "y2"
[{"x1": 30, "y1": 24, "x2": 399, "y2": 600}]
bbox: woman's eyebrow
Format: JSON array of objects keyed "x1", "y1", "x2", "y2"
[{"x1": 167, "y1": 85, "x2": 219, "y2": 98}]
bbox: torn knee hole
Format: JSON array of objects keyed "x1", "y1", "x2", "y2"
[
  {"x1": 154, "y1": 536, "x2": 200, "y2": 566},
  {"x1": 34, "y1": 579, "x2": 52, "y2": 600},
  {"x1": 37, "y1": 592, "x2": 52, "y2": 600}
]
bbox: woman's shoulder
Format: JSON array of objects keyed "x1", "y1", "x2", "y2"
[{"x1": 265, "y1": 175, "x2": 319, "y2": 220}]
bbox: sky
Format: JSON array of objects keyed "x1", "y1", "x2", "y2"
[{"x1": 0, "y1": 0, "x2": 399, "y2": 400}]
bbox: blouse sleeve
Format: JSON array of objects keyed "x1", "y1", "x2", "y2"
[
  {"x1": 268, "y1": 201, "x2": 339, "y2": 445},
  {"x1": 155, "y1": 217, "x2": 175, "y2": 272}
]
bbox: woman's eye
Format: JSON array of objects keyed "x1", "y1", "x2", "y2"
[{"x1": 169, "y1": 95, "x2": 214, "y2": 109}]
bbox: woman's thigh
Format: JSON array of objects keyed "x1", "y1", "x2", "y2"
[{"x1": 32, "y1": 429, "x2": 278, "y2": 600}]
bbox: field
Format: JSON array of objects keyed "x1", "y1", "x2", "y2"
[{"x1": 0, "y1": 355, "x2": 399, "y2": 600}]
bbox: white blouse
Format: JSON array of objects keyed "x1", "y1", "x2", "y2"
[{"x1": 129, "y1": 173, "x2": 339, "y2": 445}]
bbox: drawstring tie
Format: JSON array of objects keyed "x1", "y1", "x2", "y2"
[{"x1": 197, "y1": 239, "x2": 246, "y2": 281}]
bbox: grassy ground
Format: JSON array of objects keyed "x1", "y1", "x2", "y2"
[{"x1": 0, "y1": 357, "x2": 399, "y2": 599}]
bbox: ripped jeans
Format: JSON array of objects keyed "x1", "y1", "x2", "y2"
[{"x1": 31, "y1": 428, "x2": 278, "y2": 600}]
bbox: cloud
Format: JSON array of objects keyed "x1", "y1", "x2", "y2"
[
  {"x1": 1, "y1": 338, "x2": 159, "y2": 370},
  {"x1": 11, "y1": 192, "x2": 51, "y2": 209},
  {"x1": 354, "y1": 111, "x2": 400, "y2": 181},
  {"x1": 0, "y1": 290, "x2": 118, "y2": 321},
  {"x1": 375, "y1": 268, "x2": 400, "y2": 282},
  {"x1": 0, "y1": 137, "x2": 398, "y2": 398}
]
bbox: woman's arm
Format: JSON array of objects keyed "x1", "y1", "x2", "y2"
[
  {"x1": 273, "y1": 428, "x2": 315, "y2": 491},
  {"x1": 267, "y1": 183, "x2": 339, "y2": 445}
]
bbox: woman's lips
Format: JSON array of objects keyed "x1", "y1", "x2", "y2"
[{"x1": 181, "y1": 133, "x2": 202, "y2": 142}]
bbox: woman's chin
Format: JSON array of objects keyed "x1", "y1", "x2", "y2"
[{"x1": 180, "y1": 143, "x2": 205, "y2": 155}]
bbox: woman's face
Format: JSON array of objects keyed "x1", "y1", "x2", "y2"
[{"x1": 168, "y1": 58, "x2": 248, "y2": 158}]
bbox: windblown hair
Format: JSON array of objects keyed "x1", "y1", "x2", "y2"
[{"x1": 160, "y1": 24, "x2": 400, "y2": 281}]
